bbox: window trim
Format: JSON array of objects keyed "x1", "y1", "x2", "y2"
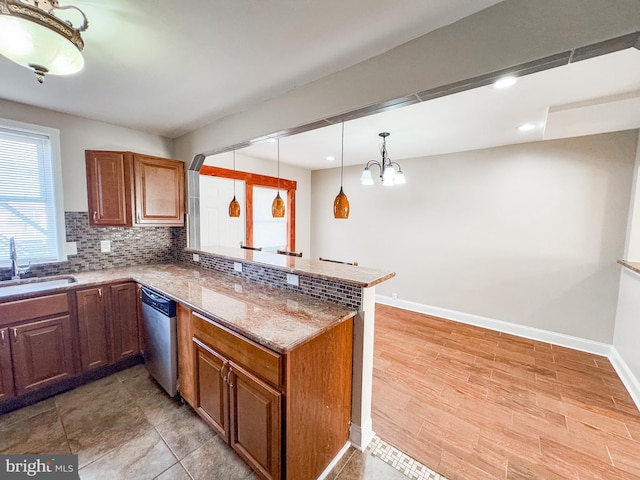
[
  {"x1": 199, "y1": 165, "x2": 297, "y2": 251},
  {"x1": 0, "y1": 117, "x2": 67, "y2": 265}
]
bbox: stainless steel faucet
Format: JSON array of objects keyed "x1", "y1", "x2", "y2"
[{"x1": 9, "y1": 237, "x2": 31, "y2": 280}]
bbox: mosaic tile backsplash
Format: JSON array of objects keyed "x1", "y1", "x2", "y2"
[
  {"x1": 1, "y1": 212, "x2": 361, "y2": 309},
  {"x1": 0, "y1": 211, "x2": 179, "y2": 280}
]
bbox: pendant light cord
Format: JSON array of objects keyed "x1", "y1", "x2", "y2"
[
  {"x1": 277, "y1": 137, "x2": 281, "y2": 193},
  {"x1": 340, "y1": 122, "x2": 345, "y2": 187},
  {"x1": 232, "y1": 150, "x2": 236, "y2": 196}
]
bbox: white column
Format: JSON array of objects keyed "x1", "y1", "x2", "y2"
[{"x1": 350, "y1": 285, "x2": 376, "y2": 450}]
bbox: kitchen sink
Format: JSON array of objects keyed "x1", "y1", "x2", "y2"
[{"x1": 0, "y1": 276, "x2": 77, "y2": 297}]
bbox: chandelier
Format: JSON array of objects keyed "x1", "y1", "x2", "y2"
[
  {"x1": 0, "y1": 0, "x2": 89, "y2": 83},
  {"x1": 360, "y1": 132, "x2": 406, "y2": 186}
]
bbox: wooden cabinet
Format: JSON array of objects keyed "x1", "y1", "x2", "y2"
[
  {"x1": 0, "y1": 293, "x2": 76, "y2": 398},
  {"x1": 76, "y1": 282, "x2": 139, "y2": 372},
  {"x1": 76, "y1": 287, "x2": 110, "y2": 370},
  {"x1": 193, "y1": 336, "x2": 282, "y2": 480},
  {"x1": 85, "y1": 151, "x2": 133, "y2": 226},
  {"x1": 110, "y1": 283, "x2": 139, "y2": 361},
  {"x1": 12, "y1": 316, "x2": 75, "y2": 395},
  {"x1": 85, "y1": 150, "x2": 185, "y2": 227},
  {"x1": 133, "y1": 154, "x2": 185, "y2": 225},
  {"x1": 189, "y1": 309, "x2": 352, "y2": 480},
  {"x1": 0, "y1": 328, "x2": 15, "y2": 401}
]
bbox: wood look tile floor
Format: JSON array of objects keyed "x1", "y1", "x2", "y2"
[{"x1": 372, "y1": 304, "x2": 640, "y2": 480}]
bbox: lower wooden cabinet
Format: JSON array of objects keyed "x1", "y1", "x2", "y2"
[
  {"x1": 76, "y1": 282, "x2": 139, "y2": 372},
  {"x1": 190, "y1": 309, "x2": 352, "y2": 480},
  {"x1": 229, "y1": 362, "x2": 282, "y2": 480},
  {"x1": 0, "y1": 328, "x2": 15, "y2": 401},
  {"x1": 194, "y1": 338, "x2": 282, "y2": 480},
  {"x1": 11, "y1": 316, "x2": 75, "y2": 395}
]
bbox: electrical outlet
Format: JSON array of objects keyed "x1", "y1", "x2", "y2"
[
  {"x1": 100, "y1": 240, "x2": 111, "y2": 253},
  {"x1": 392, "y1": 292, "x2": 398, "y2": 300},
  {"x1": 66, "y1": 241, "x2": 77, "y2": 255},
  {"x1": 287, "y1": 273, "x2": 299, "y2": 287},
  {"x1": 193, "y1": 253, "x2": 200, "y2": 262},
  {"x1": 234, "y1": 262, "x2": 243, "y2": 273}
]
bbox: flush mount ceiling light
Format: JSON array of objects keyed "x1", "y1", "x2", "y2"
[
  {"x1": 272, "y1": 137, "x2": 285, "y2": 218},
  {"x1": 0, "y1": 0, "x2": 88, "y2": 83},
  {"x1": 518, "y1": 122, "x2": 538, "y2": 132},
  {"x1": 360, "y1": 132, "x2": 406, "y2": 187},
  {"x1": 333, "y1": 122, "x2": 350, "y2": 219}
]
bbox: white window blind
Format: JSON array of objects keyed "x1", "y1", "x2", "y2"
[{"x1": 0, "y1": 126, "x2": 61, "y2": 265}]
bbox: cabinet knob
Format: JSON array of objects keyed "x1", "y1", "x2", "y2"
[
  {"x1": 12, "y1": 328, "x2": 18, "y2": 343},
  {"x1": 0, "y1": 329, "x2": 5, "y2": 345},
  {"x1": 98, "y1": 288, "x2": 103, "y2": 300},
  {"x1": 93, "y1": 211, "x2": 98, "y2": 222}
]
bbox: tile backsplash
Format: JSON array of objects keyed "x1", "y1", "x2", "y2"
[
  {"x1": 0, "y1": 211, "x2": 180, "y2": 280},
  {"x1": 2, "y1": 212, "x2": 361, "y2": 309}
]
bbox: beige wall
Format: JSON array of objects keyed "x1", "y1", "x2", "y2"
[
  {"x1": 0, "y1": 99, "x2": 173, "y2": 212},
  {"x1": 614, "y1": 131, "x2": 640, "y2": 393},
  {"x1": 311, "y1": 131, "x2": 638, "y2": 343}
]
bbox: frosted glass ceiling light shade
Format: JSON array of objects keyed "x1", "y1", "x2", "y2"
[
  {"x1": 333, "y1": 122, "x2": 350, "y2": 219},
  {"x1": 361, "y1": 132, "x2": 406, "y2": 187},
  {"x1": 0, "y1": 0, "x2": 88, "y2": 83}
]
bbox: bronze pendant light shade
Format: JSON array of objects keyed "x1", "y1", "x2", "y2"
[
  {"x1": 272, "y1": 137, "x2": 285, "y2": 218},
  {"x1": 333, "y1": 122, "x2": 350, "y2": 219},
  {"x1": 228, "y1": 150, "x2": 241, "y2": 217}
]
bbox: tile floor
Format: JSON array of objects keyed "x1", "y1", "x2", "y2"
[
  {"x1": 0, "y1": 364, "x2": 414, "y2": 480},
  {"x1": 372, "y1": 304, "x2": 640, "y2": 480}
]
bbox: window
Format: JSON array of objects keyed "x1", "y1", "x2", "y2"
[
  {"x1": 198, "y1": 165, "x2": 296, "y2": 251},
  {"x1": 0, "y1": 119, "x2": 66, "y2": 266}
]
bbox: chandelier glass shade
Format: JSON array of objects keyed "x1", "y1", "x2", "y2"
[
  {"x1": 361, "y1": 132, "x2": 406, "y2": 186},
  {"x1": 0, "y1": 0, "x2": 88, "y2": 83}
]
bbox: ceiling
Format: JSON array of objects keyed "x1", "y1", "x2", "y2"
[
  {"x1": 0, "y1": 0, "x2": 503, "y2": 139},
  {"x1": 224, "y1": 47, "x2": 640, "y2": 171}
]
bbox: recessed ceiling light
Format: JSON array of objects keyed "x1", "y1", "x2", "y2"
[
  {"x1": 266, "y1": 138, "x2": 277, "y2": 143},
  {"x1": 326, "y1": 156, "x2": 336, "y2": 162},
  {"x1": 494, "y1": 76, "x2": 517, "y2": 89},
  {"x1": 518, "y1": 122, "x2": 537, "y2": 132}
]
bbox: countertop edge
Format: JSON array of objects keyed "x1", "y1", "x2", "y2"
[{"x1": 618, "y1": 259, "x2": 640, "y2": 275}]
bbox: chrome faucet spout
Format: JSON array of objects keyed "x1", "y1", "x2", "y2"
[{"x1": 9, "y1": 237, "x2": 30, "y2": 280}]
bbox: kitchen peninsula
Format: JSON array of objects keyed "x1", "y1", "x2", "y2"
[{"x1": 0, "y1": 252, "x2": 394, "y2": 480}]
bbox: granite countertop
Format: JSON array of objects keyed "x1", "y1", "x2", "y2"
[
  {"x1": 190, "y1": 245, "x2": 395, "y2": 287},
  {"x1": 0, "y1": 264, "x2": 356, "y2": 354},
  {"x1": 618, "y1": 259, "x2": 640, "y2": 275}
]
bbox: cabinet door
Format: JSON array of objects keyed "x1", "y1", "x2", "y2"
[
  {"x1": 76, "y1": 287, "x2": 111, "y2": 371},
  {"x1": 85, "y1": 150, "x2": 134, "y2": 226},
  {"x1": 229, "y1": 362, "x2": 282, "y2": 480},
  {"x1": 0, "y1": 328, "x2": 15, "y2": 401},
  {"x1": 11, "y1": 316, "x2": 75, "y2": 395},
  {"x1": 110, "y1": 283, "x2": 140, "y2": 361},
  {"x1": 194, "y1": 339, "x2": 229, "y2": 441},
  {"x1": 133, "y1": 154, "x2": 185, "y2": 225}
]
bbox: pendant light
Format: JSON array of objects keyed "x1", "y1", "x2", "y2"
[
  {"x1": 333, "y1": 122, "x2": 350, "y2": 219},
  {"x1": 228, "y1": 150, "x2": 241, "y2": 217},
  {"x1": 272, "y1": 137, "x2": 285, "y2": 218}
]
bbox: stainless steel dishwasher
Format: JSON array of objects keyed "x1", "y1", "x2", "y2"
[{"x1": 141, "y1": 287, "x2": 178, "y2": 397}]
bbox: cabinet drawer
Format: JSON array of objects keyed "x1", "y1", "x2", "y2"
[
  {"x1": 192, "y1": 311, "x2": 282, "y2": 388},
  {"x1": 0, "y1": 293, "x2": 69, "y2": 327}
]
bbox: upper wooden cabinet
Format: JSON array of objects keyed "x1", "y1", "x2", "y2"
[{"x1": 86, "y1": 150, "x2": 185, "y2": 227}]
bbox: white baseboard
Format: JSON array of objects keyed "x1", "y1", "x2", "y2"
[
  {"x1": 609, "y1": 347, "x2": 640, "y2": 410},
  {"x1": 376, "y1": 295, "x2": 612, "y2": 356},
  {"x1": 349, "y1": 419, "x2": 375, "y2": 452}
]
